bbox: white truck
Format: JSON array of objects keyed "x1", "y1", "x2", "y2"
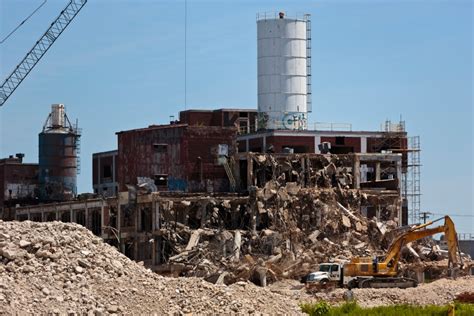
[{"x1": 304, "y1": 262, "x2": 354, "y2": 289}]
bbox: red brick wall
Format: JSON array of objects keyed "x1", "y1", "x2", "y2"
[
  {"x1": 92, "y1": 156, "x2": 98, "y2": 185},
  {"x1": 117, "y1": 125, "x2": 236, "y2": 192},
  {"x1": 118, "y1": 126, "x2": 185, "y2": 191},
  {"x1": 180, "y1": 111, "x2": 214, "y2": 126},
  {"x1": 180, "y1": 110, "x2": 257, "y2": 129},
  {"x1": 267, "y1": 136, "x2": 315, "y2": 153},
  {"x1": 320, "y1": 136, "x2": 361, "y2": 153}
]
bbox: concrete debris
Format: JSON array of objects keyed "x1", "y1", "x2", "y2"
[
  {"x1": 156, "y1": 185, "x2": 391, "y2": 285},
  {"x1": 0, "y1": 221, "x2": 303, "y2": 314},
  {"x1": 295, "y1": 276, "x2": 474, "y2": 308},
  {"x1": 341, "y1": 215, "x2": 351, "y2": 228},
  {"x1": 148, "y1": 179, "x2": 472, "y2": 288},
  {"x1": 3, "y1": 152, "x2": 471, "y2": 312}
]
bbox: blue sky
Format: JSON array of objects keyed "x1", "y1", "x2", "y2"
[{"x1": 0, "y1": 0, "x2": 472, "y2": 233}]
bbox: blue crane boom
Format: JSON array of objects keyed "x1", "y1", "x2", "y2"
[{"x1": 0, "y1": 0, "x2": 87, "y2": 107}]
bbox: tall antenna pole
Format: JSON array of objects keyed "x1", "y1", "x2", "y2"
[{"x1": 184, "y1": 0, "x2": 187, "y2": 110}]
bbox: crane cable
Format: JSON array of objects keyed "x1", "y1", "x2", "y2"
[{"x1": 0, "y1": 0, "x2": 47, "y2": 45}]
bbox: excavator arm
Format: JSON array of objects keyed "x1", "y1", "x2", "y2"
[
  {"x1": 382, "y1": 216, "x2": 461, "y2": 271},
  {"x1": 344, "y1": 215, "x2": 462, "y2": 289}
]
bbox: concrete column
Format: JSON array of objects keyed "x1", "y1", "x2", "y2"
[
  {"x1": 137, "y1": 206, "x2": 142, "y2": 232},
  {"x1": 70, "y1": 205, "x2": 73, "y2": 223},
  {"x1": 396, "y1": 159, "x2": 402, "y2": 191},
  {"x1": 375, "y1": 162, "x2": 381, "y2": 181},
  {"x1": 361, "y1": 137, "x2": 367, "y2": 153},
  {"x1": 85, "y1": 202, "x2": 89, "y2": 229},
  {"x1": 151, "y1": 237, "x2": 156, "y2": 267},
  {"x1": 133, "y1": 239, "x2": 138, "y2": 261},
  {"x1": 247, "y1": 153, "x2": 254, "y2": 189},
  {"x1": 233, "y1": 230, "x2": 241, "y2": 262},
  {"x1": 263, "y1": 136, "x2": 266, "y2": 152},
  {"x1": 396, "y1": 158, "x2": 403, "y2": 226},
  {"x1": 117, "y1": 202, "x2": 121, "y2": 234},
  {"x1": 153, "y1": 200, "x2": 160, "y2": 230},
  {"x1": 249, "y1": 186, "x2": 257, "y2": 236},
  {"x1": 353, "y1": 155, "x2": 361, "y2": 189},
  {"x1": 314, "y1": 136, "x2": 321, "y2": 154},
  {"x1": 300, "y1": 157, "x2": 306, "y2": 186},
  {"x1": 100, "y1": 201, "x2": 105, "y2": 236},
  {"x1": 246, "y1": 139, "x2": 249, "y2": 152}
]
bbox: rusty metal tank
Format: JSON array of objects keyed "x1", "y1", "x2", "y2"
[{"x1": 39, "y1": 104, "x2": 80, "y2": 201}]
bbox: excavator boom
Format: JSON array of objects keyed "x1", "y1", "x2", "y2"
[{"x1": 345, "y1": 215, "x2": 462, "y2": 289}]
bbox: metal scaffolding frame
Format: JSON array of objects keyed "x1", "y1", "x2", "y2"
[{"x1": 404, "y1": 136, "x2": 421, "y2": 223}]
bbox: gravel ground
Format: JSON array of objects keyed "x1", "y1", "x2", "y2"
[
  {"x1": 272, "y1": 276, "x2": 474, "y2": 308},
  {"x1": 1, "y1": 220, "x2": 471, "y2": 314}
]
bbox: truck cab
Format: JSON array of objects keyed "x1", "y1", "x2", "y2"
[{"x1": 306, "y1": 263, "x2": 343, "y2": 286}]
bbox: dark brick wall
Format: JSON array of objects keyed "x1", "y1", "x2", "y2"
[
  {"x1": 267, "y1": 136, "x2": 315, "y2": 153},
  {"x1": 117, "y1": 125, "x2": 237, "y2": 192}
]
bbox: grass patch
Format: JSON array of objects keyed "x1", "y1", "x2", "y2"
[{"x1": 300, "y1": 301, "x2": 474, "y2": 316}]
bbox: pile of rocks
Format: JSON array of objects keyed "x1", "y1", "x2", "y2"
[
  {"x1": 0, "y1": 220, "x2": 302, "y2": 314},
  {"x1": 310, "y1": 276, "x2": 474, "y2": 308},
  {"x1": 165, "y1": 185, "x2": 397, "y2": 283}
]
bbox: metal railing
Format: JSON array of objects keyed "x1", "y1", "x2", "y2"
[
  {"x1": 238, "y1": 125, "x2": 257, "y2": 135},
  {"x1": 256, "y1": 12, "x2": 310, "y2": 21},
  {"x1": 458, "y1": 233, "x2": 474, "y2": 240},
  {"x1": 381, "y1": 120, "x2": 406, "y2": 133},
  {"x1": 313, "y1": 122, "x2": 352, "y2": 131}
]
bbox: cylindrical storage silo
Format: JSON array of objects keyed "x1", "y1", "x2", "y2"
[
  {"x1": 257, "y1": 13, "x2": 309, "y2": 130},
  {"x1": 39, "y1": 104, "x2": 79, "y2": 201}
]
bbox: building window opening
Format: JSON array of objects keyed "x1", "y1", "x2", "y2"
[
  {"x1": 76, "y1": 210, "x2": 86, "y2": 226},
  {"x1": 103, "y1": 165, "x2": 112, "y2": 178},
  {"x1": 335, "y1": 137, "x2": 345, "y2": 145},
  {"x1": 153, "y1": 143, "x2": 168, "y2": 153},
  {"x1": 91, "y1": 209, "x2": 101, "y2": 236},
  {"x1": 154, "y1": 174, "x2": 168, "y2": 187}
]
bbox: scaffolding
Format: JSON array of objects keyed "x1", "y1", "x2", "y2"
[
  {"x1": 372, "y1": 120, "x2": 421, "y2": 224},
  {"x1": 405, "y1": 136, "x2": 421, "y2": 223}
]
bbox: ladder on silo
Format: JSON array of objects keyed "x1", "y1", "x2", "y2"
[
  {"x1": 305, "y1": 14, "x2": 312, "y2": 113},
  {"x1": 74, "y1": 123, "x2": 82, "y2": 175}
]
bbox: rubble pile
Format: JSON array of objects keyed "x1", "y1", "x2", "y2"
[
  {"x1": 158, "y1": 176, "x2": 471, "y2": 285},
  {"x1": 161, "y1": 183, "x2": 399, "y2": 284},
  {"x1": 311, "y1": 276, "x2": 474, "y2": 307},
  {"x1": 0, "y1": 220, "x2": 303, "y2": 314}
]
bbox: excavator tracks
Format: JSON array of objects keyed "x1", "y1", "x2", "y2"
[{"x1": 350, "y1": 277, "x2": 418, "y2": 289}]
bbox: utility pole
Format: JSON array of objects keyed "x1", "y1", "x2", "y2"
[{"x1": 420, "y1": 211, "x2": 431, "y2": 224}]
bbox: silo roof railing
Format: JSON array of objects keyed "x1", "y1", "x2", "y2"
[{"x1": 256, "y1": 12, "x2": 310, "y2": 22}]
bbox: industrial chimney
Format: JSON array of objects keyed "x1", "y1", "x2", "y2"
[
  {"x1": 257, "y1": 12, "x2": 311, "y2": 130},
  {"x1": 38, "y1": 104, "x2": 81, "y2": 201}
]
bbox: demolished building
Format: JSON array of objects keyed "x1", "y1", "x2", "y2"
[
  {"x1": 14, "y1": 151, "x2": 410, "y2": 282},
  {"x1": 4, "y1": 11, "x2": 443, "y2": 286}
]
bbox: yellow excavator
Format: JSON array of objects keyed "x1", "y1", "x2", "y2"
[{"x1": 305, "y1": 216, "x2": 463, "y2": 289}]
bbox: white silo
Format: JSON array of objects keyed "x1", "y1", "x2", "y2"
[{"x1": 257, "y1": 12, "x2": 311, "y2": 130}]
